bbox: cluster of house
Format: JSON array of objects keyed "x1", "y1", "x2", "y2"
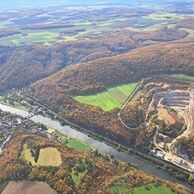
[
  {"x1": 0, "y1": 110, "x2": 21, "y2": 146},
  {"x1": 0, "y1": 109, "x2": 48, "y2": 153}
]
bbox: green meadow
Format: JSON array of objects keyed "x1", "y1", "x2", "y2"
[
  {"x1": 0, "y1": 31, "x2": 59, "y2": 45},
  {"x1": 74, "y1": 83, "x2": 137, "y2": 111},
  {"x1": 132, "y1": 184, "x2": 175, "y2": 194},
  {"x1": 71, "y1": 159, "x2": 88, "y2": 185},
  {"x1": 112, "y1": 183, "x2": 175, "y2": 194},
  {"x1": 67, "y1": 138, "x2": 91, "y2": 152},
  {"x1": 72, "y1": 172, "x2": 82, "y2": 185},
  {"x1": 0, "y1": 17, "x2": 138, "y2": 46}
]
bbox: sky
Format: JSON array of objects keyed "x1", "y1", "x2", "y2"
[{"x1": 0, "y1": 0, "x2": 192, "y2": 9}]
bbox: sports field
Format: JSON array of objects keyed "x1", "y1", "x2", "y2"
[
  {"x1": 57, "y1": 132, "x2": 91, "y2": 152},
  {"x1": 74, "y1": 83, "x2": 137, "y2": 111}
]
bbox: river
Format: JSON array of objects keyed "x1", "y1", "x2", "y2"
[{"x1": 0, "y1": 103, "x2": 193, "y2": 191}]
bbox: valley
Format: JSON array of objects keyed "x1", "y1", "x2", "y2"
[
  {"x1": 0, "y1": 98, "x2": 193, "y2": 193},
  {"x1": 1, "y1": 74, "x2": 194, "y2": 190}
]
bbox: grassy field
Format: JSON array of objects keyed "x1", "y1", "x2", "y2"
[
  {"x1": 21, "y1": 144, "x2": 36, "y2": 165},
  {"x1": 74, "y1": 83, "x2": 137, "y2": 111},
  {"x1": 0, "y1": 27, "x2": 78, "y2": 46},
  {"x1": 0, "y1": 96, "x2": 29, "y2": 111},
  {"x1": 72, "y1": 173, "x2": 82, "y2": 185},
  {"x1": 0, "y1": 17, "x2": 135, "y2": 46},
  {"x1": 0, "y1": 31, "x2": 59, "y2": 46},
  {"x1": 0, "y1": 19, "x2": 122, "y2": 46},
  {"x1": 57, "y1": 132, "x2": 92, "y2": 152},
  {"x1": 171, "y1": 74, "x2": 194, "y2": 83},
  {"x1": 143, "y1": 13, "x2": 189, "y2": 20},
  {"x1": 132, "y1": 184, "x2": 175, "y2": 194},
  {"x1": 21, "y1": 144, "x2": 62, "y2": 166},
  {"x1": 71, "y1": 159, "x2": 87, "y2": 185},
  {"x1": 111, "y1": 183, "x2": 175, "y2": 194},
  {"x1": 67, "y1": 139, "x2": 91, "y2": 151}
]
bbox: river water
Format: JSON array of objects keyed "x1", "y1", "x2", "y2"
[{"x1": 0, "y1": 103, "x2": 193, "y2": 191}]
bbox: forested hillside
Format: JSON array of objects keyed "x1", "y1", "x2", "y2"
[
  {"x1": 31, "y1": 40, "x2": 194, "y2": 150},
  {"x1": 0, "y1": 28, "x2": 187, "y2": 92},
  {"x1": 32, "y1": 40, "x2": 194, "y2": 95}
]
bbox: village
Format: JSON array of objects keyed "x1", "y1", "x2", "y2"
[{"x1": 0, "y1": 107, "x2": 49, "y2": 153}]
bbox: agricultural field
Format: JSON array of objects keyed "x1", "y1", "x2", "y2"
[
  {"x1": 0, "y1": 22, "x2": 111, "y2": 45},
  {"x1": 143, "y1": 13, "x2": 191, "y2": 21},
  {"x1": 2, "y1": 181, "x2": 57, "y2": 194},
  {"x1": 38, "y1": 147, "x2": 62, "y2": 166},
  {"x1": 74, "y1": 83, "x2": 137, "y2": 111},
  {"x1": 0, "y1": 9, "x2": 136, "y2": 46},
  {"x1": 2, "y1": 6, "x2": 192, "y2": 46},
  {"x1": 21, "y1": 144, "x2": 62, "y2": 166},
  {"x1": 0, "y1": 29, "x2": 66, "y2": 46}
]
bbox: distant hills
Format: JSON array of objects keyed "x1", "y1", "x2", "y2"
[{"x1": 0, "y1": 0, "x2": 193, "y2": 9}]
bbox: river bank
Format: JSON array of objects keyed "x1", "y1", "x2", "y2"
[{"x1": 0, "y1": 103, "x2": 194, "y2": 192}]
